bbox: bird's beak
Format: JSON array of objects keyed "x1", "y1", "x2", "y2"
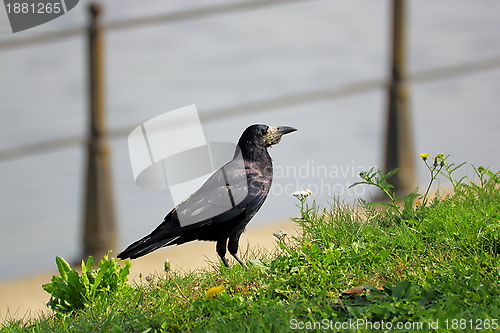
[
  {"x1": 276, "y1": 126, "x2": 297, "y2": 136},
  {"x1": 264, "y1": 126, "x2": 297, "y2": 147}
]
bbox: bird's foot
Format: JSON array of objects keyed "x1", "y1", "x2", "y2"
[
  {"x1": 220, "y1": 256, "x2": 230, "y2": 268},
  {"x1": 232, "y1": 254, "x2": 248, "y2": 269}
]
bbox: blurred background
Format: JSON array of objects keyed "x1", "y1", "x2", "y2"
[{"x1": 0, "y1": 0, "x2": 499, "y2": 281}]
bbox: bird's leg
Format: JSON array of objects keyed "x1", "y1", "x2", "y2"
[
  {"x1": 228, "y1": 233, "x2": 248, "y2": 269},
  {"x1": 216, "y1": 239, "x2": 230, "y2": 267}
]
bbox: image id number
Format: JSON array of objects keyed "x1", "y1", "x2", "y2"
[
  {"x1": 445, "y1": 319, "x2": 498, "y2": 330},
  {"x1": 6, "y1": 3, "x2": 62, "y2": 14}
]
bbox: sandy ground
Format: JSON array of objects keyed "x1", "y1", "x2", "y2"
[{"x1": 0, "y1": 220, "x2": 299, "y2": 323}]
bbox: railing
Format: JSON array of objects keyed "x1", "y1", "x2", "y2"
[
  {"x1": 0, "y1": 0, "x2": 302, "y2": 49},
  {"x1": 1, "y1": 56, "x2": 499, "y2": 162},
  {"x1": 2, "y1": 0, "x2": 500, "y2": 162},
  {"x1": 1, "y1": 0, "x2": 499, "y2": 259}
]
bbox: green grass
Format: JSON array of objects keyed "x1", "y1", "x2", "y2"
[{"x1": 2, "y1": 157, "x2": 500, "y2": 332}]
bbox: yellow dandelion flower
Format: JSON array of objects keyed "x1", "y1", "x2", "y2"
[
  {"x1": 206, "y1": 285, "x2": 224, "y2": 299},
  {"x1": 420, "y1": 153, "x2": 429, "y2": 160}
]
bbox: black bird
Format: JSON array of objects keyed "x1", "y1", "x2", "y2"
[{"x1": 118, "y1": 124, "x2": 296, "y2": 267}]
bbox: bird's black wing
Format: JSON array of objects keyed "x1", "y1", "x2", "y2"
[{"x1": 171, "y1": 149, "x2": 252, "y2": 226}]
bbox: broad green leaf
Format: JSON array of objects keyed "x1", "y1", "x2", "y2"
[
  {"x1": 391, "y1": 280, "x2": 411, "y2": 299},
  {"x1": 55, "y1": 256, "x2": 71, "y2": 282}
]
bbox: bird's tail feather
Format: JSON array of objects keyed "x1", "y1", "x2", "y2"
[{"x1": 117, "y1": 234, "x2": 178, "y2": 260}]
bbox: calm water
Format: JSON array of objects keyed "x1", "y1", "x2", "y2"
[{"x1": 0, "y1": 0, "x2": 499, "y2": 281}]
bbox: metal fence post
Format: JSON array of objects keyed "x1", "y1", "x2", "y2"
[
  {"x1": 383, "y1": 0, "x2": 416, "y2": 196},
  {"x1": 82, "y1": 3, "x2": 117, "y2": 259}
]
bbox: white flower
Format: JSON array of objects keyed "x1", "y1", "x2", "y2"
[
  {"x1": 273, "y1": 229, "x2": 288, "y2": 239},
  {"x1": 292, "y1": 189, "x2": 312, "y2": 200}
]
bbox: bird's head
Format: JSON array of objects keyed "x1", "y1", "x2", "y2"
[{"x1": 239, "y1": 124, "x2": 297, "y2": 148}]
